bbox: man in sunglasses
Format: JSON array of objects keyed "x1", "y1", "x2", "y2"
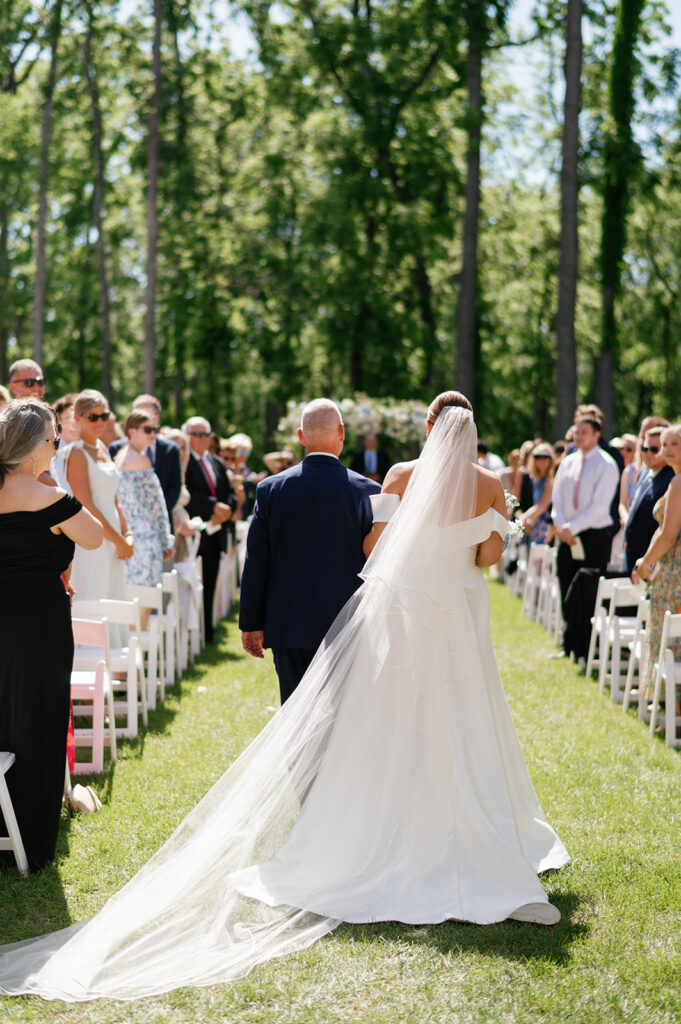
[
  {"x1": 109, "y1": 394, "x2": 181, "y2": 522},
  {"x1": 8, "y1": 359, "x2": 46, "y2": 400},
  {"x1": 623, "y1": 425, "x2": 673, "y2": 574},
  {"x1": 183, "y1": 415, "x2": 237, "y2": 643}
]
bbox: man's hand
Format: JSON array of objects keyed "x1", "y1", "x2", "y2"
[
  {"x1": 557, "y1": 526, "x2": 576, "y2": 546},
  {"x1": 210, "y1": 501, "x2": 233, "y2": 525},
  {"x1": 242, "y1": 630, "x2": 264, "y2": 658}
]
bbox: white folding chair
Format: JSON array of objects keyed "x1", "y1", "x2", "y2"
[
  {"x1": 72, "y1": 598, "x2": 146, "y2": 739},
  {"x1": 0, "y1": 752, "x2": 29, "y2": 876},
  {"x1": 71, "y1": 617, "x2": 118, "y2": 766},
  {"x1": 126, "y1": 583, "x2": 164, "y2": 710},
  {"x1": 536, "y1": 545, "x2": 555, "y2": 629},
  {"x1": 161, "y1": 571, "x2": 183, "y2": 683},
  {"x1": 598, "y1": 581, "x2": 645, "y2": 701},
  {"x1": 585, "y1": 577, "x2": 628, "y2": 679},
  {"x1": 649, "y1": 611, "x2": 681, "y2": 747},
  {"x1": 521, "y1": 543, "x2": 544, "y2": 621},
  {"x1": 622, "y1": 593, "x2": 650, "y2": 716}
]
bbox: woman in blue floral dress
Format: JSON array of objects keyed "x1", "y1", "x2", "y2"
[{"x1": 114, "y1": 411, "x2": 174, "y2": 590}]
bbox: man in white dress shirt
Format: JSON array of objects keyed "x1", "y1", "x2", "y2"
[{"x1": 552, "y1": 414, "x2": 620, "y2": 612}]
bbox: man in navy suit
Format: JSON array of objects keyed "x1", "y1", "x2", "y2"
[
  {"x1": 184, "y1": 415, "x2": 237, "y2": 643},
  {"x1": 623, "y1": 426, "x2": 674, "y2": 573},
  {"x1": 109, "y1": 394, "x2": 181, "y2": 521},
  {"x1": 240, "y1": 399, "x2": 381, "y2": 704}
]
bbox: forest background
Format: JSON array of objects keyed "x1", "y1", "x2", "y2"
[{"x1": 2, "y1": 0, "x2": 680, "y2": 457}]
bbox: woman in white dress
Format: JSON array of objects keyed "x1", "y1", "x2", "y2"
[
  {"x1": 0, "y1": 391, "x2": 568, "y2": 1002},
  {"x1": 65, "y1": 390, "x2": 133, "y2": 608}
]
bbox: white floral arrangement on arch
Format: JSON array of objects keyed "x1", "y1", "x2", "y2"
[{"x1": 276, "y1": 394, "x2": 429, "y2": 450}]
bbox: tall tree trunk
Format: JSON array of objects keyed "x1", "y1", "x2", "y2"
[
  {"x1": 33, "y1": 0, "x2": 63, "y2": 365},
  {"x1": 596, "y1": 0, "x2": 644, "y2": 432},
  {"x1": 144, "y1": 0, "x2": 163, "y2": 393},
  {"x1": 82, "y1": 0, "x2": 113, "y2": 402},
  {"x1": 456, "y1": 3, "x2": 484, "y2": 407},
  {"x1": 0, "y1": 201, "x2": 9, "y2": 381},
  {"x1": 554, "y1": 0, "x2": 581, "y2": 438}
]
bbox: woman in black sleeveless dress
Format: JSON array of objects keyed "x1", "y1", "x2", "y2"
[{"x1": 0, "y1": 401, "x2": 102, "y2": 872}]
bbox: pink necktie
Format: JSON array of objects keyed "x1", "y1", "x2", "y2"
[{"x1": 573, "y1": 456, "x2": 584, "y2": 508}]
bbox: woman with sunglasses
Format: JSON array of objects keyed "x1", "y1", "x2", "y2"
[
  {"x1": 114, "y1": 411, "x2": 174, "y2": 598},
  {"x1": 634, "y1": 424, "x2": 681, "y2": 706},
  {"x1": 65, "y1": 391, "x2": 132, "y2": 633},
  {"x1": 0, "y1": 400, "x2": 101, "y2": 871}
]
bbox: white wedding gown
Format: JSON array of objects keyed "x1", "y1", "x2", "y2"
[{"x1": 0, "y1": 408, "x2": 568, "y2": 1002}]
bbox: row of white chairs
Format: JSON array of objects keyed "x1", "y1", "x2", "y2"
[
  {"x1": 68, "y1": 559, "x2": 208, "y2": 775},
  {"x1": 1, "y1": 536, "x2": 241, "y2": 874},
  {"x1": 506, "y1": 547, "x2": 681, "y2": 749},
  {"x1": 518, "y1": 541, "x2": 564, "y2": 644}
]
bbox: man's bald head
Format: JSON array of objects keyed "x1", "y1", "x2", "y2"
[{"x1": 298, "y1": 399, "x2": 344, "y2": 456}]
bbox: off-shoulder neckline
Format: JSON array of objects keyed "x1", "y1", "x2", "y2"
[{"x1": 0, "y1": 493, "x2": 78, "y2": 518}]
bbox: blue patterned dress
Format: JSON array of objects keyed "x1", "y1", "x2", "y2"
[{"x1": 117, "y1": 469, "x2": 174, "y2": 586}]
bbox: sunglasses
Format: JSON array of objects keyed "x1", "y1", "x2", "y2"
[
  {"x1": 141, "y1": 425, "x2": 159, "y2": 435},
  {"x1": 86, "y1": 411, "x2": 110, "y2": 422},
  {"x1": 641, "y1": 445, "x2": 660, "y2": 453},
  {"x1": 623, "y1": 446, "x2": 634, "y2": 452},
  {"x1": 41, "y1": 436, "x2": 60, "y2": 452},
  {"x1": 14, "y1": 377, "x2": 45, "y2": 388},
  {"x1": 189, "y1": 431, "x2": 210, "y2": 438},
  {"x1": 534, "y1": 454, "x2": 551, "y2": 460}
]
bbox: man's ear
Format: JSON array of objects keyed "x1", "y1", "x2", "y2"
[{"x1": 297, "y1": 427, "x2": 306, "y2": 447}]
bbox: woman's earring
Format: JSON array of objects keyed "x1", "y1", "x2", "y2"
[{"x1": 32, "y1": 454, "x2": 38, "y2": 476}]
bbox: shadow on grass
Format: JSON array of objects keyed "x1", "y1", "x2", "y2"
[
  {"x1": 0, "y1": 822, "x2": 74, "y2": 942},
  {"x1": 334, "y1": 891, "x2": 586, "y2": 967}
]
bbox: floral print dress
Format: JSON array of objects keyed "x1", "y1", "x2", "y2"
[
  {"x1": 642, "y1": 492, "x2": 681, "y2": 698},
  {"x1": 117, "y1": 468, "x2": 174, "y2": 587}
]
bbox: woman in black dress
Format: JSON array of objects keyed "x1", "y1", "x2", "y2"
[{"x1": 0, "y1": 400, "x2": 102, "y2": 871}]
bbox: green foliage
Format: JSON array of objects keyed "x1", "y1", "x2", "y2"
[{"x1": 1, "y1": 0, "x2": 680, "y2": 452}]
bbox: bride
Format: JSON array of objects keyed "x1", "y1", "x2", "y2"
[{"x1": 0, "y1": 391, "x2": 568, "y2": 1002}]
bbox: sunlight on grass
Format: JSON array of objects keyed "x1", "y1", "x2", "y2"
[{"x1": 2, "y1": 587, "x2": 681, "y2": 1023}]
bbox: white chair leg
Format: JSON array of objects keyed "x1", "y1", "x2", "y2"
[{"x1": 0, "y1": 755, "x2": 29, "y2": 876}]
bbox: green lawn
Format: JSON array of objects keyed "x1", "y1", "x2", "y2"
[{"x1": 2, "y1": 583, "x2": 681, "y2": 1024}]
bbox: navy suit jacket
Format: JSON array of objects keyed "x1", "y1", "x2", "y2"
[
  {"x1": 184, "y1": 452, "x2": 237, "y2": 553},
  {"x1": 239, "y1": 455, "x2": 381, "y2": 650},
  {"x1": 623, "y1": 465, "x2": 674, "y2": 573},
  {"x1": 110, "y1": 436, "x2": 182, "y2": 520}
]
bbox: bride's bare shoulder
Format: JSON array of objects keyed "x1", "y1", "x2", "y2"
[
  {"x1": 474, "y1": 464, "x2": 506, "y2": 516},
  {"x1": 382, "y1": 460, "x2": 418, "y2": 497}
]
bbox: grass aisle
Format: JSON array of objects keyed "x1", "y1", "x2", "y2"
[{"x1": 2, "y1": 584, "x2": 681, "y2": 1024}]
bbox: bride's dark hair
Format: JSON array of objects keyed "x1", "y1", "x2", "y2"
[{"x1": 427, "y1": 390, "x2": 473, "y2": 424}]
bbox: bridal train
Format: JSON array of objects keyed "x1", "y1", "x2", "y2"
[{"x1": 0, "y1": 405, "x2": 568, "y2": 1002}]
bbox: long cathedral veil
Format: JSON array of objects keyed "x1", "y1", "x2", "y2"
[{"x1": 0, "y1": 406, "x2": 489, "y2": 1002}]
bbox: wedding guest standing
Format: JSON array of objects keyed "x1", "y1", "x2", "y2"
[
  {"x1": 66, "y1": 390, "x2": 133, "y2": 614},
  {"x1": 7, "y1": 359, "x2": 46, "y2": 401},
  {"x1": 110, "y1": 395, "x2": 181, "y2": 522},
  {"x1": 114, "y1": 411, "x2": 174, "y2": 592},
  {"x1": 0, "y1": 400, "x2": 101, "y2": 871},
  {"x1": 184, "y1": 415, "x2": 237, "y2": 643},
  {"x1": 633, "y1": 424, "x2": 681, "y2": 702},
  {"x1": 520, "y1": 443, "x2": 555, "y2": 544},
  {"x1": 350, "y1": 433, "x2": 390, "y2": 483},
  {"x1": 622, "y1": 426, "x2": 673, "y2": 574},
  {"x1": 551, "y1": 414, "x2": 619, "y2": 612}
]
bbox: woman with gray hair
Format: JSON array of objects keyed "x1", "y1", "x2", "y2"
[
  {"x1": 65, "y1": 390, "x2": 133, "y2": 629},
  {"x1": 0, "y1": 400, "x2": 101, "y2": 871}
]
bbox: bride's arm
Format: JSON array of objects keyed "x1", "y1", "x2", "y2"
[
  {"x1": 363, "y1": 462, "x2": 413, "y2": 557},
  {"x1": 475, "y1": 472, "x2": 508, "y2": 567}
]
